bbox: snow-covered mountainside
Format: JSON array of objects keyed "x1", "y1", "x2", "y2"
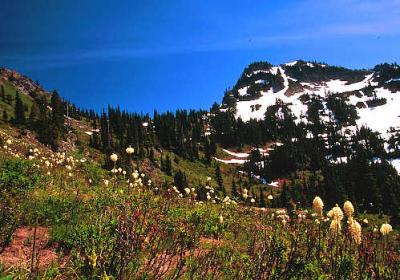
[{"x1": 221, "y1": 60, "x2": 400, "y2": 138}]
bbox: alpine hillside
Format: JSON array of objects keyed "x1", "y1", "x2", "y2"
[
  {"x1": 1, "y1": 61, "x2": 400, "y2": 278},
  {"x1": 221, "y1": 60, "x2": 400, "y2": 137}
]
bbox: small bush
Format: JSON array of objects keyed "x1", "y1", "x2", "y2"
[{"x1": 0, "y1": 157, "x2": 43, "y2": 250}]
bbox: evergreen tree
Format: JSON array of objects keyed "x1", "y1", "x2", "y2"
[
  {"x1": 51, "y1": 90, "x2": 64, "y2": 128},
  {"x1": 161, "y1": 154, "x2": 173, "y2": 176},
  {"x1": 2, "y1": 110, "x2": 8, "y2": 121},
  {"x1": 215, "y1": 163, "x2": 224, "y2": 193},
  {"x1": 174, "y1": 170, "x2": 188, "y2": 194},
  {"x1": 0, "y1": 85, "x2": 5, "y2": 102},
  {"x1": 280, "y1": 182, "x2": 292, "y2": 208},
  {"x1": 231, "y1": 179, "x2": 238, "y2": 198},
  {"x1": 204, "y1": 138, "x2": 216, "y2": 163},
  {"x1": 91, "y1": 119, "x2": 100, "y2": 149},
  {"x1": 14, "y1": 91, "x2": 25, "y2": 125},
  {"x1": 148, "y1": 148, "x2": 155, "y2": 163},
  {"x1": 28, "y1": 103, "x2": 39, "y2": 128},
  {"x1": 100, "y1": 112, "x2": 111, "y2": 150}
]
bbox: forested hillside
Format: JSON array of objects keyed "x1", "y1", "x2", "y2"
[{"x1": 0, "y1": 63, "x2": 400, "y2": 278}]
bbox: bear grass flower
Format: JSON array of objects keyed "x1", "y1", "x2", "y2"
[
  {"x1": 328, "y1": 204, "x2": 344, "y2": 236},
  {"x1": 110, "y1": 153, "x2": 118, "y2": 162},
  {"x1": 327, "y1": 205, "x2": 343, "y2": 221},
  {"x1": 348, "y1": 218, "x2": 362, "y2": 244},
  {"x1": 329, "y1": 219, "x2": 342, "y2": 236},
  {"x1": 126, "y1": 145, "x2": 134, "y2": 155},
  {"x1": 343, "y1": 201, "x2": 354, "y2": 218},
  {"x1": 242, "y1": 188, "x2": 249, "y2": 200},
  {"x1": 267, "y1": 194, "x2": 273, "y2": 200},
  {"x1": 312, "y1": 196, "x2": 324, "y2": 216},
  {"x1": 380, "y1": 223, "x2": 393, "y2": 236}
]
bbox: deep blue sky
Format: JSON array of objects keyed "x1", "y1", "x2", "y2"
[{"x1": 1, "y1": 0, "x2": 400, "y2": 113}]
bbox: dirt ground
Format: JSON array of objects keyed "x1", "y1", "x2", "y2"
[{"x1": 0, "y1": 226, "x2": 61, "y2": 271}]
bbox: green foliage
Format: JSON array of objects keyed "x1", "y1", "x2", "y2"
[
  {"x1": 81, "y1": 161, "x2": 106, "y2": 186},
  {"x1": 174, "y1": 169, "x2": 188, "y2": 193},
  {"x1": 0, "y1": 157, "x2": 43, "y2": 251},
  {"x1": 326, "y1": 93, "x2": 358, "y2": 125},
  {"x1": 215, "y1": 163, "x2": 225, "y2": 195},
  {"x1": 284, "y1": 60, "x2": 368, "y2": 83},
  {"x1": 0, "y1": 157, "x2": 42, "y2": 192},
  {"x1": 13, "y1": 91, "x2": 26, "y2": 125}
]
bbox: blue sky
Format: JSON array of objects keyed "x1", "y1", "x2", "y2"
[{"x1": 1, "y1": 0, "x2": 400, "y2": 113}]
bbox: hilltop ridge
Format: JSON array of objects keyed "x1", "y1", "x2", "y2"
[{"x1": 221, "y1": 61, "x2": 400, "y2": 138}]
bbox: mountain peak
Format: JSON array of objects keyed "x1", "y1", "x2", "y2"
[{"x1": 220, "y1": 60, "x2": 400, "y2": 137}]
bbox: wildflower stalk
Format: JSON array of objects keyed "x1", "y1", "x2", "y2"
[
  {"x1": 28, "y1": 217, "x2": 38, "y2": 280},
  {"x1": 318, "y1": 222, "x2": 321, "y2": 258},
  {"x1": 112, "y1": 161, "x2": 116, "y2": 191}
]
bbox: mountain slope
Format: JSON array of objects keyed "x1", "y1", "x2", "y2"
[{"x1": 221, "y1": 61, "x2": 400, "y2": 138}]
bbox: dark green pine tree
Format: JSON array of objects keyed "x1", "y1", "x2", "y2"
[
  {"x1": 231, "y1": 179, "x2": 238, "y2": 198},
  {"x1": 215, "y1": 163, "x2": 224, "y2": 194},
  {"x1": 280, "y1": 182, "x2": 292, "y2": 208},
  {"x1": 100, "y1": 112, "x2": 111, "y2": 150},
  {"x1": 161, "y1": 154, "x2": 173, "y2": 176},
  {"x1": 204, "y1": 138, "x2": 212, "y2": 163},
  {"x1": 2, "y1": 110, "x2": 8, "y2": 121},
  {"x1": 0, "y1": 85, "x2": 5, "y2": 102},
  {"x1": 174, "y1": 170, "x2": 188, "y2": 194},
  {"x1": 51, "y1": 90, "x2": 64, "y2": 128},
  {"x1": 91, "y1": 118, "x2": 100, "y2": 149},
  {"x1": 38, "y1": 90, "x2": 64, "y2": 150},
  {"x1": 28, "y1": 103, "x2": 39, "y2": 128},
  {"x1": 14, "y1": 91, "x2": 26, "y2": 125},
  {"x1": 148, "y1": 148, "x2": 155, "y2": 163}
]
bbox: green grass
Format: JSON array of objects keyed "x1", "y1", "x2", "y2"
[
  {"x1": 158, "y1": 151, "x2": 243, "y2": 195},
  {"x1": 0, "y1": 81, "x2": 34, "y2": 120}
]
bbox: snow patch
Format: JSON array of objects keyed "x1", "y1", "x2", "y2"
[
  {"x1": 222, "y1": 149, "x2": 249, "y2": 158},
  {"x1": 285, "y1": 61, "x2": 299, "y2": 66},
  {"x1": 235, "y1": 67, "x2": 293, "y2": 122},
  {"x1": 390, "y1": 159, "x2": 400, "y2": 174},
  {"x1": 386, "y1": 78, "x2": 400, "y2": 83},
  {"x1": 214, "y1": 157, "x2": 247, "y2": 164},
  {"x1": 238, "y1": 86, "x2": 249, "y2": 96},
  {"x1": 355, "y1": 87, "x2": 400, "y2": 138}
]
